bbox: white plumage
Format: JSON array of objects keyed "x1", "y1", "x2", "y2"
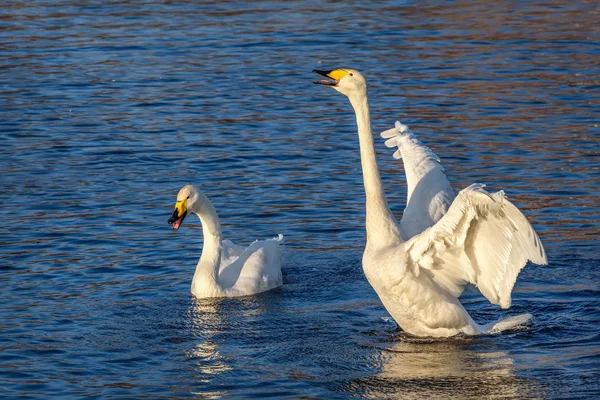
[
  {"x1": 381, "y1": 122, "x2": 455, "y2": 240},
  {"x1": 314, "y1": 68, "x2": 547, "y2": 337},
  {"x1": 168, "y1": 185, "x2": 284, "y2": 298}
]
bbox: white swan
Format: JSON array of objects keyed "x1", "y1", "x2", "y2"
[
  {"x1": 314, "y1": 68, "x2": 547, "y2": 337},
  {"x1": 168, "y1": 184, "x2": 284, "y2": 298}
]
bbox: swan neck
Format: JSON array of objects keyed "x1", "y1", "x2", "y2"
[
  {"x1": 192, "y1": 195, "x2": 222, "y2": 292},
  {"x1": 350, "y1": 94, "x2": 402, "y2": 246}
]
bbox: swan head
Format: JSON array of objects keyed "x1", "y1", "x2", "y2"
[
  {"x1": 168, "y1": 184, "x2": 202, "y2": 231},
  {"x1": 313, "y1": 68, "x2": 367, "y2": 99}
]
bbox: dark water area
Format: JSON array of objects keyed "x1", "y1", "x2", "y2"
[{"x1": 1, "y1": 0, "x2": 599, "y2": 398}]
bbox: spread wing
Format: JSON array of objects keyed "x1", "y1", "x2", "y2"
[
  {"x1": 404, "y1": 183, "x2": 547, "y2": 308},
  {"x1": 381, "y1": 121, "x2": 455, "y2": 240}
]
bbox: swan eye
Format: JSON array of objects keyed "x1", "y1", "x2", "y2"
[
  {"x1": 187, "y1": 196, "x2": 190, "y2": 199},
  {"x1": 349, "y1": 73, "x2": 353, "y2": 76}
]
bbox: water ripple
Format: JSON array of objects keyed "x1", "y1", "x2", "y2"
[{"x1": 1, "y1": 0, "x2": 598, "y2": 398}]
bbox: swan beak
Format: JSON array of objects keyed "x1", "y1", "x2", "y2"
[
  {"x1": 313, "y1": 69, "x2": 348, "y2": 86},
  {"x1": 168, "y1": 199, "x2": 188, "y2": 231}
]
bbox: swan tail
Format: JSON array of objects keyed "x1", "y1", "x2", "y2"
[
  {"x1": 270, "y1": 234, "x2": 285, "y2": 251},
  {"x1": 481, "y1": 313, "x2": 533, "y2": 334}
]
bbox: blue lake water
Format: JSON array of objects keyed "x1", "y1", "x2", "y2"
[{"x1": 1, "y1": 0, "x2": 599, "y2": 398}]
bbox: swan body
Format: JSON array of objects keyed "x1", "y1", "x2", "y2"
[
  {"x1": 168, "y1": 185, "x2": 284, "y2": 298},
  {"x1": 314, "y1": 68, "x2": 547, "y2": 337}
]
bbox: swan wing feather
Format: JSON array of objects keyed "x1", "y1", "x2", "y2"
[
  {"x1": 219, "y1": 235, "x2": 284, "y2": 293},
  {"x1": 381, "y1": 121, "x2": 455, "y2": 239},
  {"x1": 220, "y1": 239, "x2": 246, "y2": 267},
  {"x1": 405, "y1": 183, "x2": 547, "y2": 308}
]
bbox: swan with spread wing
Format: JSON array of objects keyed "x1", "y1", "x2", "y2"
[
  {"x1": 168, "y1": 185, "x2": 284, "y2": 298},
  {"x1": 314, "y1": 68, "x2": 547, "y2": 337}
]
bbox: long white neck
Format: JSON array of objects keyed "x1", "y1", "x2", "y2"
[
  {"x1": 191, "y1": 194, "x2": 223, "y2": 295},
  {"x1": 349, "y1": 94, "x2": 403, "y2": 246}
]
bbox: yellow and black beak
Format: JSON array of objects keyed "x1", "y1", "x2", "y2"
[
  {"x1": 313, "y1": 69, "x2": 349, "y2": 86},
  {"x1": 168, "y1": 199, "x2": 188, "y2": 231}
]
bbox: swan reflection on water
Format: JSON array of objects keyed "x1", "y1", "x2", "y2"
[
  {"x1": 181, "y1": 297, "x2": 542, "y2": 399},
  {"x1": 349, "y1": 334, "x2": 542, "y2": 399},
  {"x1": 183, "y1": 295, "x2": 275, "y2": 375},
  {"x1": 184, "y1": 299, "x2": 233, "y2": 383}
]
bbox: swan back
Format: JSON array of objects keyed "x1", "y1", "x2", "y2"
[{"x1": 217, "y1": 235, "x2": 284, "y2": 294}]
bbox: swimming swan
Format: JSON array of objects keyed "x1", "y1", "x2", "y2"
[
  {"x1": 314, "y1": 68, "x2": 547, "y2": 337},
  {"x1": 168, "y1": 184, "x2": 284, "y2": 298}
]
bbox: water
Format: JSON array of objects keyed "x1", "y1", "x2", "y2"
[{"x1": 1, "y1": 0, "x2": 599, "y2": 398}]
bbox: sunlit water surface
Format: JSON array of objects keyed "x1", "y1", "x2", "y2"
[{"x1": 1, "y1": 1, "x2": 599, "y2": 398}]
